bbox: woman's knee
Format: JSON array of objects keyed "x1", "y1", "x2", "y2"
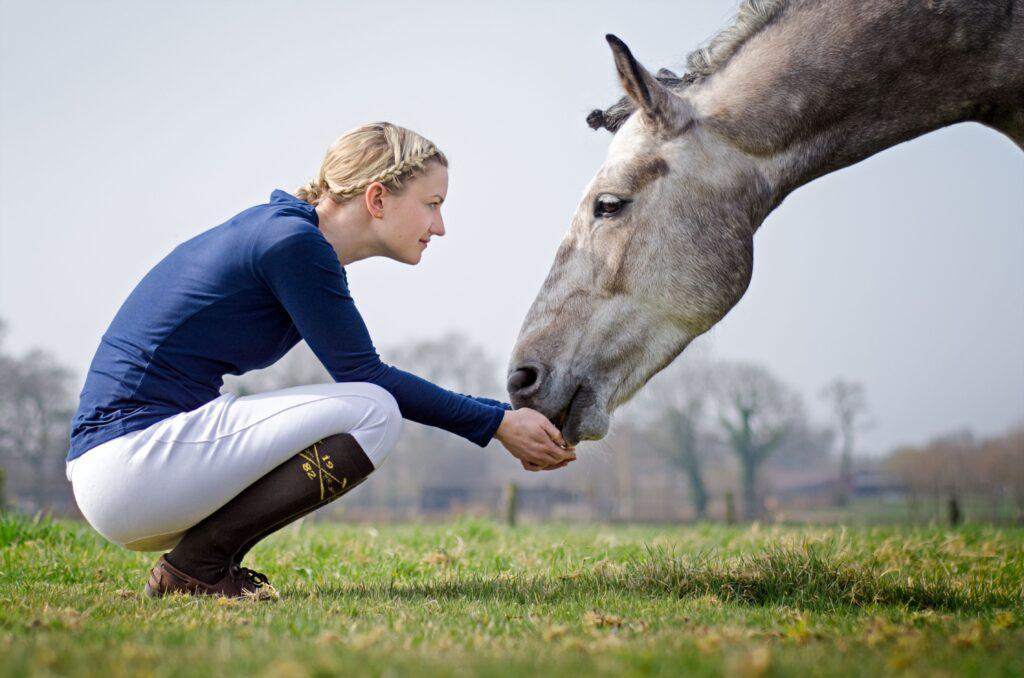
[
  {"x1": 364, "y1": 384, "x2": 402, "y2": 467},
  {"x1": 328, "y1": 382, "x2": 402, "y2": 468},
  {"x1": 361, "y1": 383, "x2": 401, "y2": 422}
]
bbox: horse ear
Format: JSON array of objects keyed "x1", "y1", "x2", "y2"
[{"x1": 606, "y1": 34, "x2": 689, "y2": 132}]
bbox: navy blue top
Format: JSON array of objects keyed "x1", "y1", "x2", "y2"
[{"x1": 66, "y1": 189, "x2": 510, "y2": 462}]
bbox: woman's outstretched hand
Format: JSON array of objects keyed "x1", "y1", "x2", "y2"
[{"x1": 494, "y1": 408, "x2": 577, "y2": 472}]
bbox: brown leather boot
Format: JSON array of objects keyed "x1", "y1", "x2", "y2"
[
  {"x1": 165, "y1": 432, "x2": 376, "y2": 586},
  {"x1": 144, "y1": 554, "x2": 279, "y2": 600}
]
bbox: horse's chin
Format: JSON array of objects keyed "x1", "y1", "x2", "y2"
[{"x1": 557, "y1": 385, "x2": 610, "y2": 446}]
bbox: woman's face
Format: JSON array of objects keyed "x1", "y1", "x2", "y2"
[{"x1": 378, "y1": 162, "x2": 448, "y2": 265}]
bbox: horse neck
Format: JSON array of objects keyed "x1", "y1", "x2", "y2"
[{"x1": 689, "y1": 0, "x2": 1024, "y2": 211}]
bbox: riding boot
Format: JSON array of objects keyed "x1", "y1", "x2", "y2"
[
  {"x1": 164, "y1": 432, "x2": 375, "y2": 585},
  {"x1": 229, "y1": 476, "x2": 349, "y2": 567}
]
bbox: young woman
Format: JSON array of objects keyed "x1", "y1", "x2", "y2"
[{"x1": 64, "y1": 122, "x2": 576, "y2": 600}]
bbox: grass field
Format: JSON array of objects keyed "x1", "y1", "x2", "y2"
[{"x1": 1, "y1": 514, "x2": 1022, "y2": 677}]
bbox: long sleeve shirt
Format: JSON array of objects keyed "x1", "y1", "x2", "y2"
[{"x1": 66, "y1": 189, "x2": 510, "y2": 462}]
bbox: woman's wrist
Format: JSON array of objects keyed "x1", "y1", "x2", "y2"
[{"x1": 494, "y1": 409, "x2": 511, "y2": 443}]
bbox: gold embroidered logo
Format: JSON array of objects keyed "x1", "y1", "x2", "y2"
[{"x1": 298, "y1": 442, "x2": 348, "y2": 500}]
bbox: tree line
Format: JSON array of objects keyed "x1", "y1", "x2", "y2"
[
  {"x1": 1, "y1": 315, "x2": 1020, "y2": 524},
  {"x1": 0, "y1": 318, "x2": 78, "y2": 514}
]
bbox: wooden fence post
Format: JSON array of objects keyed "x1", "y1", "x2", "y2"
[
  {"x1": 504, "y1": 481, "x2": 518, "y2": 527},
  {"x1": 725, "y1": 491, "x2": 736, "y2": 525},
  {"x1": 948, "y1": 493, "x2": 962, "y2": 527}
]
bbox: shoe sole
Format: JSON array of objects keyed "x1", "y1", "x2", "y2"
[
  {"x1": 144, "y1": 558, "x2": 278, "y2": 601},
  {"x1": 143, "y1": 578, "x2": 277, "y2": 601}
]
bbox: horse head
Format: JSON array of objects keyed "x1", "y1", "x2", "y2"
[{"x1": 508, "y1": 36, "x2": 766, "y2": 444}]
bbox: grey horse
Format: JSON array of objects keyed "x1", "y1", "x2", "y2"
[{"x1": 508, "y1": 0, "x2": 1023, "y2": 444}]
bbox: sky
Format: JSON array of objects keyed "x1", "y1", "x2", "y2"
[{"x1": 1, "y1": 0, "x2": 1022, "y2": 456}]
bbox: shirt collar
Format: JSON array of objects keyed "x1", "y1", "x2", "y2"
[{"x1": 269, "y1": 189, "x2": 319, "y2": 226}]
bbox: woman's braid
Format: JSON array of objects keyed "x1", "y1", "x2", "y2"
[
  {"x1": 294, "y1": 178, "x2": 324, "y2": 204},
  {"x1": 295, "y1": 122, "x2": 448, "y2": 206},
  {"x1": 326, "y1": 144, "x2": 440, "y2": 203}
]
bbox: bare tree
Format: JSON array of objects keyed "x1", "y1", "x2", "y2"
[
  {"x1": 0, "y1": 318, "x2": 78, "y2": 511},
  {"x1": 820, "y1": 378, "x2": 869, "y2": 506},
  {"x1": 222, "y1": 331, "x2": 503, "y2": 400},
  {"x1": 382, "y1": 331, "x2": 504, "y2": 399},
  {"x1": 380, "y1": 331, "x2": 504, "y2": 452},
  {"x1": 768, "y1": 417, "x2": 835, "y2": 471},
  {"x1": 885, "y1": 424, "x2": 1024, "y2": 524},
  {"x1": 982, "y1": 424, "x2": 1024, "y2": 522},
  {"x1": 365, "y1": 332, "x2": 508, "y2": 517},
  {"x1": 710, "y1": 362, "x2": 802, "y2": 520},
  {"x1": 626, "y1": 348, "x2": 714, "y2": 520}
]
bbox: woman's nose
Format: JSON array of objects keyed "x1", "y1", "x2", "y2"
[{"x1": 433, "y1": 217, "x2": 446, "y2": 237}]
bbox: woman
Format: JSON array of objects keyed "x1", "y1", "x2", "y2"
[{"x1": 64, "y1": 122, "x2": 576, "y2": 600}]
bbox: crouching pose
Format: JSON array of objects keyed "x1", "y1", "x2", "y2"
[{"x1": 65, "y1": 122, "x2": 576, "y2": 600}]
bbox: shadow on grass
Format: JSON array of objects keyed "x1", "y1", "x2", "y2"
[{"x1": 307, "y1": 544, "x2": 1013, "y2": 613}]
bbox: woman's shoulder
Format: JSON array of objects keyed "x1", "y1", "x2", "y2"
[{"x1": 257, "y1": 213, "x2": 320, "y2": 244}]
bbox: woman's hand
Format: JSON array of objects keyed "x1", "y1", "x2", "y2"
[{"x1": 494, "y1": 408, "x2": 576, "y2": 472}]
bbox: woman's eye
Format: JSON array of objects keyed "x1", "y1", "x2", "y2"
[{"x1": 594, "y1": 194, "x2": 626, "y2": 218}]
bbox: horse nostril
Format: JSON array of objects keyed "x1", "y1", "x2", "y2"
[{"x1": 507, "y1": 366, "x2": 540, "y2": 395}]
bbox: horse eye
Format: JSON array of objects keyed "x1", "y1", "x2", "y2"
[{"x1": 594, "y1": 194, "x2": 626, "y2": 218}]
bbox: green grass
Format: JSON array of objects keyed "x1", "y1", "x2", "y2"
[{"x1": 1, "y1": 514, "x2": 1022, "y2": 677}]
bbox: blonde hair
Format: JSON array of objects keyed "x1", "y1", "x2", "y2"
[{"x1": 295, "y1": 122, "x2": 448, "y2": 206}]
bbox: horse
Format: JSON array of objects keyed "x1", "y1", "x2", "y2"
[{"x1": 506, "y1": 0, "x2": 1023, "y2": 445}]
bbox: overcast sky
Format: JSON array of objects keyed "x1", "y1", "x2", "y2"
[{"x1": 1, "y1": 0, "x2": 1022, "y2": 455}]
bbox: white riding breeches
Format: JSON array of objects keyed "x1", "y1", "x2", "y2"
[{"x1": 65, "y1": 382, "x2": 402, "y2": 552}]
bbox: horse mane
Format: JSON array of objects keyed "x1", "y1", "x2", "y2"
[
  {"x1": 687, "y1": 0, "x2": 789, "y2": 78},
  {"x1": 588, "y1": 0, "x2": 789, "y2": 132}
]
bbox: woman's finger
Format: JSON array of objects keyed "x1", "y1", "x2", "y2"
[
  {"x1": 522, "y1": 441, "x2": 574, "y2": 469},
  {"x1": 540, "y1": 418, "x2": 567, "y2": 448},
  {"x1": 544, "y1": 458, "x2": 573, "y2": 470},
  {"x1": 531, "y1": 448, "x2": 563, "y2": 466},
  {"x1": 543, "y1": 438, "x2": 576, "y2": 462}
]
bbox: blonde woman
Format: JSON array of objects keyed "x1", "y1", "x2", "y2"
[{"x1": 64, "y1": 122, "x2": 576, "y2": 600}]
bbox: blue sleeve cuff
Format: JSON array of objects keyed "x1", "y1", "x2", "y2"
[{"x1": 475, "y1": 405, "x2": 507, "y2": 447}]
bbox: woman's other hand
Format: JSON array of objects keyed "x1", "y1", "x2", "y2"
[{"x1": 494, "y1": 408, "x2": 576, "y2": 472}]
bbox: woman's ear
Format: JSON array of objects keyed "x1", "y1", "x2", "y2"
[{"x1": 364, "y1": 182, "x2": 386, "y2": 218}]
